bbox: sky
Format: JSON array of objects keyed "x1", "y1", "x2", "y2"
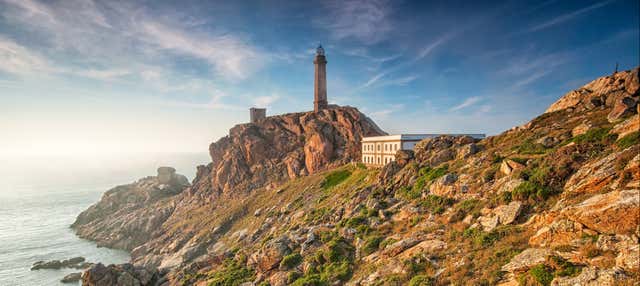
[{"x1": 0, "y1": 0, "x2": 638, "y2": 157}]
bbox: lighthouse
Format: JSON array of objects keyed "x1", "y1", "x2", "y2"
[{"x1": 314, "y1": 45, "x2": 328, "y2": 112}]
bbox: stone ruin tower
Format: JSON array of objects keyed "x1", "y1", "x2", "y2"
[
  {"x1": 314, "y1": 45, "x2": 328, "y2": 112},
  {"x1": 249, "y1": 107, "x2": 266, "y2": 123}
]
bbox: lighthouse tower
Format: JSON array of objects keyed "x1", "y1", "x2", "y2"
[{"x1": 314, "y1": 45, "x2": 328, "y2": 112}]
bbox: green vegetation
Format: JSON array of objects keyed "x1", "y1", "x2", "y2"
[
  {"x1": 413, "y1": 166, "x2": 449, "y2": 191},
  {"x1": 418, "y1": 195, "x2": 455, "y2": 214},
  {"x1": 616, "y1": 131, "x2": 639, "y2": 149},
  {"x1": 569, "y1": 127, "x2": 615, "y2": 145},
  {"x1": 362, "y1": 235, "x2": 384, "y2": 255},
  {"x1": 206, "y1": 259, "x2": 254, "y2": 286},
  {"x1": 408, "y1": 275, "x2": 434, "y2": 286},
  {"x1": 449, "y1": 199, "x2": 482, "y2": 222},
  {"x1": 291, "y1": 234, "x2": 355, "y2": 286},
  {"x1": 280, "y1": 253, "x2": 303, "y2": 269},
  {"x1": 396, "y1": 186, "x2": 422, "y2": 200},
  {"x1": 515, "y1": 139, "x2": 547, "y2": 154},
  {"x1": 463, "y1": 226, "x2": 520, "y2": 248},
  {"x1": 321, "y1": 169, "x2": 352, "y2": 190},
  {"x1": 527, "y1": 264, "x2": 554, "y2": 286},
  {"x1": 511, "y1": 181, "x2": 552, "y2": 201},
  {"x1": 548, "y1": 256, "x2": 581, "y2": 277}
]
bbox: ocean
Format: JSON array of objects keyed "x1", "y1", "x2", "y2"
[{"x1": 0, "y1": 153, "x2": 210, "y2": 285}]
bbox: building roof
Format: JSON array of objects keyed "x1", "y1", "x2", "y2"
[{"x1": 362, "y1": 134, "x2": 485, "y2": 142}]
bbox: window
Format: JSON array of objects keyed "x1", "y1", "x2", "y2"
[{"x1": 377, "y1": 144, "x2": 380, "y2": 151}]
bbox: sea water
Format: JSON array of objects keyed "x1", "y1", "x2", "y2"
[{"x1": 0, "y1": 153, "x2": 209, "y2": 285}]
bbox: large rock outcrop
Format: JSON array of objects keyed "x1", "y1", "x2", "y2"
[
  {"x1": 204, "y1": 106, "x2": 385, "y2": 195},
  {"x1": 72, "y1": 167, "x2": 189, "y2": 250}
]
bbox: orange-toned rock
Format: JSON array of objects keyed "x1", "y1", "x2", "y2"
[
  {"x1": 500, "y1": 159, "x2": 525, "y2": 176},
  {"x1": 564, "y1": 151, "x2": 619, "y2": 194},
  {"x1": 563, "y1": 189, "x2": 640, "y2": 235},
  {"x1": 529, "y1": 219, "x2": 585, "y2": 247},
  {"x1": 610, "y1": 114, "x2": 639, "y2": 138}
]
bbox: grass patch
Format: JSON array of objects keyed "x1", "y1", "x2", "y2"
[
  {"x1": 361, "y1": 235, "x2": 384, "y2": 256},
  {"x1": 418, "y1": 195, "x2": 455, "y2": 214},
  {"x1": 280, "y1": 253, "x2": 303, "y2": 269},
  {"x1": 408, "y1": 275, "x2": 434, "y2": 286},
  {"x1": 321, "y1": 169, "x2": 352, "y2": 190},
  {"x1": 515, "y1": 139, "x2": 547, "y2": 155},
  {"x1": 206, "y1": 259, "x2": 254, "y2": 286},
  {"x1": 413, "y1": 165, "x2": 449, "y2": 190},
  {"x1": 616, "y1": 131, "x2": 639, "y2": 149},
  {"x1": 569, "y1": 127, "x2": 616, "y2": 144}
]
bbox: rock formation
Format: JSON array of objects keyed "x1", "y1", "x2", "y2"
[{"x1": 75, "y1": 69, "x2": 639, "y2": 286}]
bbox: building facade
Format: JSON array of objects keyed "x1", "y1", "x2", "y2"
[{"x1": 361, "y1": 134, "x2": 485, "y2": 166}]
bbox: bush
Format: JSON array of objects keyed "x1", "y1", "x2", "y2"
[
  {"x1": 362, "y1": 235, "x2": 384, "y2": 255},
  {"x1": 549, "y1": 256, "x2": 581, "y2": 277},
  {"x1": 418, "y1": 195, "x2": 455, "y2": 214},
  {"x1": 515, "y1": 139, "x2": 547, "y2": 154},
  {"x1": 570, "y1": 127, "x2": 615, "y2": 144},
  {"x1": 511, "y1": 181, "x2": 552, "y2": 201},
  {"x1": 280, "y1": 253, "x2": 303, "y2": 269},
  {"x1": 528, "y1": 264, "x2": 553, "y2": 286},
  {"x1": 616, "y1": 131, "x2": 639, "y2": 149},
  {"x1": 321, "y1": 169, "x2": 352, "y2": 190},
  {"x1": 413, "y1": 166, "x2": 449, "y2": 191},
  {"x1": 207, "y1": 259, "x2": 254, "y2": 286},
  {"x1": 408, "y1": 275, "x2": 433, "y2": 286}
]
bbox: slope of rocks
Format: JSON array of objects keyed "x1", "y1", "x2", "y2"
[{"x1": 77, "y1": 69, "x2": 639, "y2": 286}]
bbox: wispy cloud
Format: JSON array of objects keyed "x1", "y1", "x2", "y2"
[
  {"x1": 252, "y1": 94, "x2": 281, "y2": 107},
  {"x1": 369, "y1": 103, "x2": 404, "y2": 119},
  {"x1": 0, "y1": 36, "x2": 52, "y2": 75},
  {"x1": 0, "y1": 0, "x2": 268, "y2": 82},
  {"x1": 316, "y1": 0, "x2": 392, "y2": 44},
  {"x1": 525, "y1": 0, "x2": 616, "y2": 33},
  {"x1": 450, "y1": 96, "x2": 482, "y2": 111},
  {"x1": 416, "y1": 34, "x2": 452, "y2": 61}
]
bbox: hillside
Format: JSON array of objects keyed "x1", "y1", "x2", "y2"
[{"x1": 77, "y1": 69, "x2": 639, "y2": 286}]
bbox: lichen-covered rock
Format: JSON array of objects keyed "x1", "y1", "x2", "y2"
[
  {"x1": 611, "y1": 114, "x2": 639, "y2": 137},
  {"x1": 550, "y1": 266, "x2": 633, "y2": 286},
  {"x1": 248, "y1": 236, "x2": 292, "y2": 272},
  {"x1": 501, "y1": 248, "x2": 552, "y2": 273},
  {"x1": 607, "y1": 96, "x2": 637, "y2": 122},
  {"x1": 563, "y1": 189, "x2": 640, "y2": 235}
]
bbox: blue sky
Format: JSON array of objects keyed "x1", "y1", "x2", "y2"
[{"x1": 0, "y1": 0, "x2": 638, "y2": 155}]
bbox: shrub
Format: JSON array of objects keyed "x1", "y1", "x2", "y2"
[
  {"x1": 511, "y1": 181, "x2": 552, "y2": 201},
  {"x1": 280, "y1": 253, "x2": 303, "y2": 269},
  {"x1": 616, "y1": 131, "x2": 639, "y2": 149},
  {"x1": 396, "y1": 186, "x2": 422, "y2": 200},
  {"x1": 321, "y1": 169, "x2": 352, "y2": 190},
  {"x1": 527, "y1": 264, "x2": 554, "y2": 286},
  {"x1": 413, "y1": 166, "x2": 449, "y2": 191},
  {"x1": 207, "y1": 259, "x2": 254, "y2": 286},
  {"x1": 418, "y1": 195, "x2": 455, "y2": 214},
  {"x1": 408, "y1": 275, "x2": 434, "y2": 286},
  {"x1": 570, "y1": 127, "x2": 615, "y2": 144},
  {"x1": 362, "y1": 235, "x2": 384, "y2": 255},
  {"x1": 549, "y1": 256, "x2": 581, "y2": 277},
  {"x1": 515, "y1": 139, "x2": 547, "y2": 154}
]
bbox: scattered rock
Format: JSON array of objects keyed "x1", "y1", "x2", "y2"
[
  {"x1": 501, "y1": 248, "x2": 552, "y2": 273},
  {"x1": 607, "y1": 97, "x2": 637, "y2": 122},
  {"x1": 536, "y1": 136, "x2": 558, "y2": 148},
  {"x1": 61, "y1": 272, "x2": 82, "y2": 283},
  {"x1": 248, "y1": 236, "x2": 292, "y2": 272},
  {"x1": 572, "y1": 122, "x2": 592, "y2": 137},
  {"x1": 493, "y1": 201, "x2": 522, "y2": 225},
  {"x1": 500, "y1": 159, "x2": 525, "y2": 176},
  {"x1": 31, "y1": 257, "x2": 87, "y2": 271},
  {"x1": 551, "y1": 266, "x2": 633, "y2": 286}
]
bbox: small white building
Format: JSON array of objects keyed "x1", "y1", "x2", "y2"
[{"x1": 361, "y1": 134, "x2": 485, "y2": 166}]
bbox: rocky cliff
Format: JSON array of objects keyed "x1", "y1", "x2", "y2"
[{"x1": 78, "y1": 69, "x2": 639, "y2": 286}]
